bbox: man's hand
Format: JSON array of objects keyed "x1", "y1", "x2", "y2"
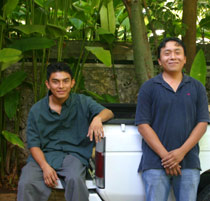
[
  {"x1": 87, "y1": 116, "x2": 104, "y2": 143},
  {"x1": 161, "y1": 148, "x2": 185, "y2": 169},
  {"x1": 165, "y1": 164, "x2": 182, "y2": 176},
  {"x1": 42, "y1": 163, "x2": 58, "y2": 187},
  {"x1": 30, "y1": 147, "x2": 59, "y2": 187}
]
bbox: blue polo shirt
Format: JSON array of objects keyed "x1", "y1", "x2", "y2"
[
  {"x1": 27, "y1": 92, "x2": 105, "y2": 170},
  {"x1": 135, "y1": 73, "x2": 210, "y2": 171}
]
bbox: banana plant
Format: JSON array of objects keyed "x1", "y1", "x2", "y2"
[
  {"x1": 190, "y1": 49, "x2": 207, "y2": 86},
  {"x1": 100, "y1": 0, "x2": 116, "y2": 34},
  {"x1": 0, "y1": 47, "x2": 25, "y2": 179},
  {"x1": 97, "y1": 1, "x2": 120, "y2": 101}
]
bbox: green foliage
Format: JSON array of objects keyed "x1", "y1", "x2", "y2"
[
  {"x1": 85, "y1": 90, "x2": 119, "y2": 103},
  {"x1": 1, "y1": 131, "x2": 24, "y2": 149},
  {"x1": 0, "y1": 71, "x2": 27, "y2": 97},
  {"x1": 0, "y1": 48, "x2": 22, "y2": 71},
  {"x1": 0, "y1": 16, "x2": 6, "y2": 25},
  {"x1": 8, "y1": 37, "x2": 55, "y2": 52},
  {"x1": 34, "y1": 0, "x2": 45, "y2": 7},
  {"x1": 97, "y1": 28, "x2": 115, "y2": 45},
  {"x1": 14, "y1": 25, "x2": 46, "y2": 35},
  {"x1": 146, "y1": 0, "x2": 184, "y2": 38},
  {"x1": 100, "y1": 0, "x2": 116, "y2": 34},
  {"x1": 46, "y1": 24, "x2": 66, "y2": 38},
  {"x1": 69, "y1": 18, "x2": 84, "y2": 30},
  {"x1": 85, "y1": 46, "x2": 112, "y2": 67},
  {"x1": 3, "y1": 0, "x2": 19, "y2": 16},
  {"x1": 190, "y1": 49, "x2": 207, "y2": 86},
  {"x1": 4, "y1": 90, "x2": 20, "y2": 119},
  {"x1": 200, "y1": 15, "x2": 210, "y2": 30}
]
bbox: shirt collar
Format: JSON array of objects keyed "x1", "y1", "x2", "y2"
[
  {"x1": 65, "y1": 93, "x2": 72, "y2": 106},
  {"x1": 46, "y1": 91, "x2": 73, "y2": 108},
  {"x1": 153, "y1": 73, "x2": 191, "y2": 84}
]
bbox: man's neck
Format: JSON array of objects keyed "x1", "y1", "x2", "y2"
[
  {"x1": 48, "y1": 95, "x2": 69, "y2": 114},
  {"x1": 162, "y1": 71, "x2": 183, "y2": 92},
  {"x1": 50, "y1": 95, "x2": 68, "y2": 105}
]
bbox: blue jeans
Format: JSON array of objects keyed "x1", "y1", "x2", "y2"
[{"x1": 142, "y1": 169, "x2": 200, "y2": 201}]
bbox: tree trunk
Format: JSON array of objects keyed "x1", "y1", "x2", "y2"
[
  {"x1": 123, "y1": 0, "x2": 154, "y2": 86},
  {"x1": 182, "y1": 0, "x2": 198, "y2": 74}
]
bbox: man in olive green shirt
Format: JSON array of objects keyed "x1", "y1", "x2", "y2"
[{"x1": 17, "y1": 62, "x2": 114, "y2": 201}]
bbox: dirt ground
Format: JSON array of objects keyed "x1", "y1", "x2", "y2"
[
  {"x1": 0, "y1": 190, "x2": 65, "y2": 201},
  {"x1": 0, "y1": 193, "x2": 17, "y2": 201}
]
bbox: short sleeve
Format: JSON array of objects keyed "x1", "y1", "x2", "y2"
[
  {"x1": 135, "y1": 83, "x2": 153, "y2": 126},
  {"x1": 78, "y1": 94, "x2": 105, "y2": 122},
  {"x1": 27, "y1": 109, "x2": 41, "y2": 149},
  {"x1": 86, "y1": 96, "x2": 106, "y2": 121}
]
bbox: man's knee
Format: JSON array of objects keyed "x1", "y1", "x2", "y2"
[
  {"x1": 18, "y1": 178, "x2": 51, "y2": 201},
  {"x1": 65, "y1": 175, "x2": 85, "y2": 186}
]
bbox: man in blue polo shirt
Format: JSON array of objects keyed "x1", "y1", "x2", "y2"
[
  {"x1": 135, "y1": 37, "x2": 210, "y2": 201},
  {"x1": 17, "y1": 62, "x2": 114, "y2": 201}
]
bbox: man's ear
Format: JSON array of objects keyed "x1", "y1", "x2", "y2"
[
  {"x1": 158, "y1": 59, "x2": 162, "y2": 66},
  {"x1": 184, "y1": 56, "x2": 187, "y2": 65},
  {"x1": 45, "y1": 80, "x2": 50, "y2": 90},
  {"x1": 71, "y1": 79, "x2": 76, "y2": 88}
]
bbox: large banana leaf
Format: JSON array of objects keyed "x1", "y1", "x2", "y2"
[
  {"x1": 46, "y1": 24, "x2": 66, "y2": 38},
  {"x1": 102, "y1": 94, "x2": 119, "y2": 103},
  {"x1": 0, "y1": 48, "x2": 22, "y2": 71},
  {"x1": 190, "y1": 49, "x2": 207, "y2": 86},
  {"x1": 34, "y1": 0, "x2": 45, "y2": 7},
  {"x1": 85, "y1": 90, "x2": 106, "y2": 102},
  {"x1": 3, "y1": 0, "x2": 19, "y2": 16},
  {"x1": 85, "y1": 90, "x2": 119, "y2": 103},
  {"x1": 85, "y1": 46, "x2": 111, "y2": 67},
  {"x1": 14, "y1": 25, "x2": 46, "y2": 35},
  {"x1": 4, "y1": 90, "x2": 20, "y2": 119},
  {"x1": 1, "y1": 130, "x2": 24, "y2": 149},
  {"x1": 69, "y1": 18, "x2": 84, "y2": 30},
  {"x1": 0, "y1": 71, "x2": 27, "y2": 97},
  {"x1": 97, "y1": 28, "x2": 115, "y2": 45},
  {"x1": 100, "y1": 0, "x2": 116, "y2": 34},
  {"x1": 8, "y1": 37, "x2": 55, "y2": 52}
]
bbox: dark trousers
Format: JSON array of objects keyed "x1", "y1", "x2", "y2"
[{"x1": 17, "y1": 154, "x2": 89, "y2": 201}]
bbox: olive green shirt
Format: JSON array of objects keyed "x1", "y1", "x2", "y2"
[{"x1": 27, "y1": 92, "x2": 105, "y2": 169}]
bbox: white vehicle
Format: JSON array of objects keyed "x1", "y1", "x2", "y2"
[
  {"x1": 93, "y1": 104, "x2": 210, "y2": 201},
  {"x1": 94, "y1": 119, "x2": 210, "y2": 201},
  {"x1": 55, "y1": 104, "x2": 210, "y2": 201}
]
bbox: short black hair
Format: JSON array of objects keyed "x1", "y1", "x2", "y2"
[
  {"x1": 157, "y1": 37, "x2": 186, "y2": 59},
  {"x1": 47, "y1": 62, "x2": 73, "y2": 80}
]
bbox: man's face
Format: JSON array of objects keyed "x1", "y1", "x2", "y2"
[
  {"x1": 158, "y1": 41, "x2": 186, "y2": 74},
  {"x1": 45, "y1": 71, "x2": 75, "y2": 101}
]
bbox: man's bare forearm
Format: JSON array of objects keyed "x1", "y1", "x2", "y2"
[
  {"x1": 161, "y1": 122, "x2": 208, "y2": 169},
  {"x1": 87, "y1": 109, "x2": 114, "y2": 143},
  {"x1": 180, "y1": 122, "x2": 207, "y2": 155},
  {"x1": 95, "y1": 108, "x2": 114, "y2": 122},
  {"x1": 138, "y1": 124, "x2": 169, "y2": 159},
  {"x1": 30, "y1": 147, "x2": 49, "y2": 170}
]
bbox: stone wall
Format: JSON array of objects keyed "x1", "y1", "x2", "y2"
[{"x1": 83, "y1": 63, "x2": 139, "y2": 103}]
